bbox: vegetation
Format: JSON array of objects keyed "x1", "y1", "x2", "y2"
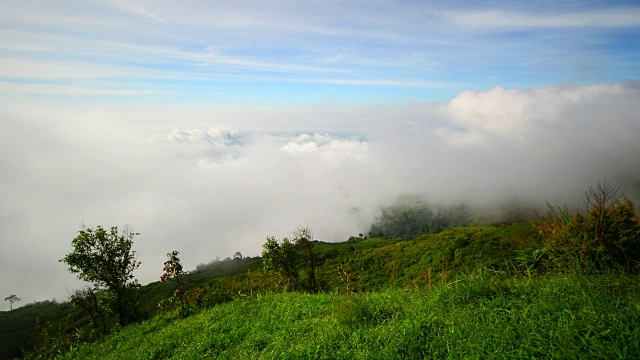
[
  {"x1": 368, "y1": 197, "x2": 474, "y2": 239},
  {"x1": 0, "y1": 300, "x2": 78, "y2": 360},
  {"x1": 531, "y1": 180, "x2": 640, "y2": 274},
  {"x1": 261, "y1": 236, "x2": 299, "y2": 292},
  {"x1": 292, "y1": 226, "x2": 320, "y2": 292},
  {"x1": 4, "y1": 296, "x2": 21, "y2": 311},
  {"x1": 59, "y1": 226, "x2": 141, "y2": 327},
  {"x1": 56, "y1": 273, "x2": 640, "y2": 359},
  {"x1": 159, "y1": 251, "x2": 189, "y2": 318},
  {"x1": 68, "y1": 287, "x2": 107, "y2": 335},
  {"x1": 2, "y1": 181, "x2": 639, "y2": 359}
]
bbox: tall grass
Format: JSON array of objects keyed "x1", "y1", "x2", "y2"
[{"x1": 58, "y1": 272, "x2": 640, "y2": 359}]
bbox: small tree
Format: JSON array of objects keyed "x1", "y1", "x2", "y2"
[
  {"x1": 4, "y1": 295, "x2": 21, "y2": 311},
  {"x1": 159, "y1": 250, "x2": 189, "y2": 317},
  {"x1": 292, "y1": 226, "x2": 319, "y2": 292},
  {"x1": 60, "y1": 225, "x2": 141, "y2": 326},
  {"x1": 69, "y1": 286, "x2": 107, "y2": 334},
  {"x1": 261, "y1": 236, "x2": 299, "y2": 292}
]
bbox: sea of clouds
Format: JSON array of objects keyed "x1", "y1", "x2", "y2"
[{"x1": 1, "y1": 82, "x2": 639, "y2": 307}]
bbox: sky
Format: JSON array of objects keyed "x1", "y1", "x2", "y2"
[{"x1": 1, "y1": 0, "x2": 640, "y2": 310}]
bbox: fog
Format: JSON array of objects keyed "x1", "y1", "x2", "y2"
[{"x1": 2, "y1": 82, "x2": 640, "y2": 310}]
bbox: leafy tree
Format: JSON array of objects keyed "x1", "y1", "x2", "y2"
[
  {"x1": 159, "y1": 250, "x2": 189, "y2": 317},
  {"x1": 4, "y1": 294, "x2": 21, "y2": 311},
  {"x1": 261, "y1": 236, "x2": 299, "y2": 291},
  {"x1": 292, "y1": 226, "x2": 319, "y2": 292},
  {"x1": 60, "y1": 226, "x2": 141, "y2": 326}
]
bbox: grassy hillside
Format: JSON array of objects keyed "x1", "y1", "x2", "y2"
[
  {"x1": 197, "y1": 223, "x2": 537, "y2": 294},
  {"x1": 2, "y1": 223, "x2": 532, "y2": 359},
  {"x1": 0, "y1": 301, "x2": 79, "y2": 360},
  {"x1": 6, "y1": 217, "x2": 640, "y2": 359},
  {"x1": 0, "y1": 257, "x2": 264, "y2": 360},
  {"x1": 58, "y1": 273, "x2": 640, "y2": 359}
]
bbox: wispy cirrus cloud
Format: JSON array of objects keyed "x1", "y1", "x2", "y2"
[
  {"x1": 113, "y1": 0, "x2": 168, "y2": 24},
  {"x1": 0, "y1": 81, "x2": 173, "y2": 96},
  {"x1": 2, "y1": 1, "x2": 637, "y2": 102},
  {"x1": 445, "y1": 7, "x2": 640, "y2": 29}
]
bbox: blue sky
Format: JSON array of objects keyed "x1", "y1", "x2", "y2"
[
  {"x1": 2, "y1": 0, "x2": 639, "y2": 105},
  {"x1": 2, "y1": 1, "x2": 640, "y2": 309}
]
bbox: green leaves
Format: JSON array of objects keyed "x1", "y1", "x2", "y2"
[
  {"x1": 60, "y1": 225, "x2": 141, "y2": 326},
  {"x1": 533, "y1": 182, "x2": 640, "y2": 274},
  {"x1": 160, "y1": 250, "x2": 190, "y2": 318},
  {"x1": 261, "y1": 236, "x2": 300, "y2": 292}
]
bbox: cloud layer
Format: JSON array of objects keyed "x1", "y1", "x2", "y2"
[{"x1": 2, "y1": 82, "x2": 639, "y2": 309}]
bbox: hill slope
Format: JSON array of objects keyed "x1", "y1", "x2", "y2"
[
  {"x1": 1, "y1": 222, "x2": 537, "y2": 359},
  {"x1": 10, "y1": 220, "x2": 640, "y2": 359},
  {"x1": 59, "y1": 273, "x2": 640, "y2": 359}
]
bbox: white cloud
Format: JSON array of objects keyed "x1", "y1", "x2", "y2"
[
  {"x1": 446, "y1": 8, "x2": 640, "y2": 29},
  {"x1": 154, "y1": 127, "x2": 244, "y2": 165},
  {"x1": 436, "y1": 82, "x2": 634, "y2": 147},
  {"x1": 440, "y1": 86, "x2": 532, "y2": 142},
  {"x1": 2, "y1": 85, "x2": 640, "y2": 310},
  {"x1": 2, "y1": 0, "x2": 637, "y2": 103},
  {"x1": 0, "y1": 81, "x2": 172, "y2": 96},
  {"x1": 153, "y1": 129, "x2": 369, "y2": 169},
  {"x1": 317, "y1": 79, "x2": 448, "y2": 87},
  {"x1": 160, "y1": 127, "x2": 241, "y2": 145},
  {"x1": 114, "y1": 0, "x2": 168, "y2": 24},
  {"x1": 278, "y1": 133, "x2": 366, "y2": 154}
]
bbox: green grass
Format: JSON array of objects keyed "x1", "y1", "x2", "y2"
[
  {"x1": 58, "y1": 272, "x2": 640, "y2": 359},
  {"x1": 9, "y1": 221, "x2": 638, "y2": 359},
  {"x1": 0, "y1": 300, "x2": 81, "y2": 360}
]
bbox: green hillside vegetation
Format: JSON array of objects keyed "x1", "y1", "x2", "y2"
[
  {"x1": 0, "y1": 301, "x2": 78, "y2": 360},
  {"x1": 367, "y1": 198, "x2": 475, "y2": 239},
  {"x1": 56, "y1": 274, "x2": 640, "y2": 359},
  {"x1": 3, "y1": 183, "x2": 640, "y2": 359},
  {"x1": 3, "y1": 224, "x2": 531, "y2": 359}
]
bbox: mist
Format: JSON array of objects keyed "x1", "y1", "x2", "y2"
[{"x1": 1, "y1": 81, "x2": 640, "y2": 310}]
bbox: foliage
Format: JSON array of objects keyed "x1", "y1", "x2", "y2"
[
  {"x1": 329, "y1": 223, "x2": 536, "y2": 291},
  {"x1": 60, "y1": 225, "x2": 141, "y2": 326},
  {"x1": 6, "y1": 222, "x2": 534, "y2": 359},
  {"x1": 261, "y1": 236, "x2": 300, "y2": 292},
  {"x1": 0, "y1": 300, "x2": 81, "y2": 360},
  {"x1": 261, "y1": 227, "x2": 325, "y2": 293},
  {"x1": 368, "y1": 197, "x2": 473, "y2": 239},
  {"x1": 159, "y1": 251, "x2": 189, "y2": 318},
  {"x1": 292, "y1": 226, "x2": 321, "y2": 292},
  {"x1": 192, "y1": 256, "x2": 263, "y2": 279},
  {"x1": 533, "y1": 180, "x2": 640, "y2": 273},
  {"x1": 57, "y1": 273, "x2": 640, "y2": 359},
  {"x1": 69, "y1": 286, "x2": 107, "y2": 334},
  {"x1": 4, "y1": 294, "x2": 21, "y2": 311},
  {"x1": 10, "y1": 195, "x2": 640, "y2": 359}
]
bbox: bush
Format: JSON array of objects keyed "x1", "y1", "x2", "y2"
[{"x1": 533, "y1": 180, "x2": 640, "y2": 273}]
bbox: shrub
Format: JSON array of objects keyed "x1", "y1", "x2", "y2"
[
  {"x1": 159, "y1": 251, "x2": 189, "y2": 318},
  {"x1": 533, "y1": 180, "x2": 640, "y2": 273}
]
